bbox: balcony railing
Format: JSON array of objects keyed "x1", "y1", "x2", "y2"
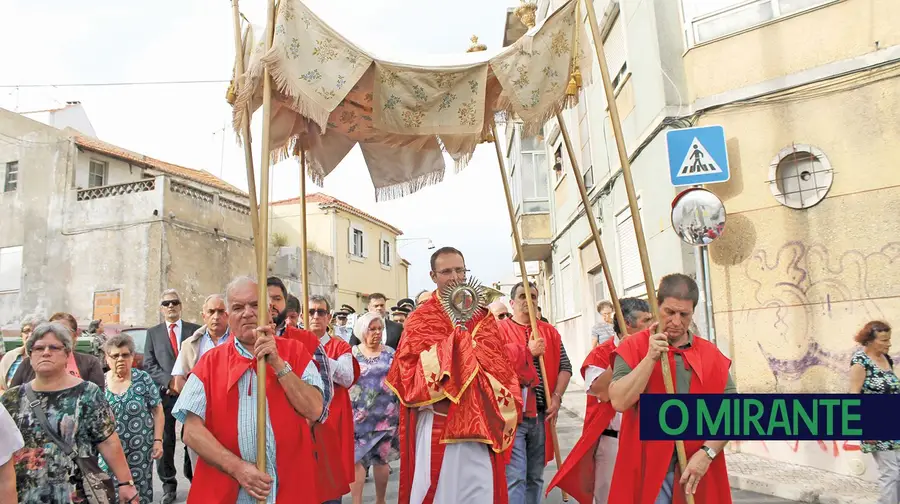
[
  {"x1": 219, "y1": 197, "x2": 250, "y2": 216},
  {"x1": 170, "y1": 180, "x2": 214, "y2": 203},
  {"x1": 76, "y1": 179, "x2": 155, "y2": 201}
]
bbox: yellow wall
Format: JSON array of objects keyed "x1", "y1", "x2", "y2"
[
  {"x1": 270, "y1": 203, "x2": 332, "y2": 254},
  {"x1": 702, "y1": 72, "x2": 899, "y2": 480},
  {"x1": 684, "y1": 0, "x2": 899, "y2": 101}
]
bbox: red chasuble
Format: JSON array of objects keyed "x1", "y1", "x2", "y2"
[
  {"x1": 385, "y1": 292, "x2": 522, "y2": 504},
  {"x1": 545, "y1": 339, "x2": 618, "y2": 503},
  {"x1": 186, "y1": 337, "x2": 318, "y2": 503},
  {"x1": 496, "y1": 318, "x2": 562, "y2": 464},
  {"x1": 312, "y1": 337, "x2": 361, "y2": 500},
  {"x1": 609, "y1": 329, "x2": 733, "y2": 504},
  {"x1": 282, "y1": 326, "x2": 320, "y2": 356}
]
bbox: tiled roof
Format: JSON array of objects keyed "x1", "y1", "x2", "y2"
[
  {"x1": 73, "y1": 135, "x2": 247, "y2": 197},
  {"x1": 272, "y1": 192, "x2": 403, "y2": 236}
]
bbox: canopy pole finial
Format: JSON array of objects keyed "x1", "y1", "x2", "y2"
[
  {"x1": 515, "y1": 0, "x2": 538, "y2": 29},
  {"x1": 467, "y1": 35, "x2": 487, "y2": 53}
]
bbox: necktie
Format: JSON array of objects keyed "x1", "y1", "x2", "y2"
[{"x1": 169, "y1": 323, "x2": 179, "y2": 356}]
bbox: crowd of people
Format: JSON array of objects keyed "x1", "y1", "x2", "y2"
[{"x1": 0, "y1": 245, "x2": 896, "y2": 504}]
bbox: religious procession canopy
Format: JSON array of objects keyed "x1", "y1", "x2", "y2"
[{"x1": 232, "y1": 0, "x2": 592, "y2": 200}]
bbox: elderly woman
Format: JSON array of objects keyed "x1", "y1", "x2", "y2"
[
  {"x1": 850, "y1": 320, "x2": 900, "y2": 504},
  {"x1": 0, "y1": 322, "x2": 138, "y2": 503},
  {"x1": 348, "y1": 312, "x2": 399, "y2": 504},
  {"x1": 0, "y1": 317, "x2": 38, "y2": 391},
  {"x1": 100, "y1": 334, "x2": 163, "y2": 504},
  {"x1": 10, "y1": 312, "x2": 104, "y2": 389}
]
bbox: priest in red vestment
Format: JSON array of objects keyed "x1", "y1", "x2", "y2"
[
  {"x1": 173, "y1": 276, "x2": 326, "y2": 503},
  {"x1": 497, "y1": 281, "x2": 572, "y2": 504},
  {"x1": 385, "y1": 246, "x2": 522, "y2": 504},
  {"x1": 608, "y1": 274, "x2": 737, "y2": 504},
  {"x1": 545, "y1": 297, "x2": 652, "y2": 503},
  {"x1": 306, "y1": 295, "x2": 361, "y2": 504}
]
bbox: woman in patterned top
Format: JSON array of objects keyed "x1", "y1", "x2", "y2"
[
  {"x1": 0, "y1": 322, "x2": 138, "y2": 503},
  {"x1": 100, "y1": 334, "x2": 164, "y2": 504},
  {"x1": 849, "y1": 320, "x2": 899, "y2": 504}
]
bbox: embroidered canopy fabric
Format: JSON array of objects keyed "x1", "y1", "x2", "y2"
[{"x1": 233, "y1": 0, "x2": 592, "y2": 200}]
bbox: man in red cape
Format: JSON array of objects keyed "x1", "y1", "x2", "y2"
[
  {"x1": 608, "y1": 274, "x2": 737, "y2": 504},
  {"x1": 497, "y1": 281, "x2": 572, "y2": 504},
  {"x1": 545, "y1": 297, "x2": 652, "y2": 503},
  {"x1": 385, "y1": 246, "x2": 522, "y2": 504},
  {"x1": 173, "y1": 276, "x2": 326, "y2": 503},
  {"x1": 307, "y1": 295, "x2": 361, "y2": 504}
]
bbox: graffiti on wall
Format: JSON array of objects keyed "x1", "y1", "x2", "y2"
[
  {"x1": 741, "y1": 240, "x2": 900, "y2": 387},
  {"x1": 731, "y1": 439, "x2": 861, "y2": 457}
]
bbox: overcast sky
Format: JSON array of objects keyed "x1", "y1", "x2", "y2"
[{"x1": 1, "y1": 0, "x2": 528, "y2": 296}]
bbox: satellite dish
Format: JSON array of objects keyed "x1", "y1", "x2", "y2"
[{"x1": 671, "y1": 188, "x2": 726, "y2": 246}]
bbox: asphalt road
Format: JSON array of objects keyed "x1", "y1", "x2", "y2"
[{"x1": 153, "y1": 411, "x2": 800, "y2": 504}]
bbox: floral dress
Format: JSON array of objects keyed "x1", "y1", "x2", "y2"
[
  {"x1": 99, "y1": 368, "x2": 161, "y2": 504},
  {"x1": 0, "y1": 380, "x2": 116, "y2": 503},
  {"x1": 850, "y1": 349, "x2": 900, "y2": 453},
  {"x1": 350, "y1": 345, "x2": 400, "y2": 468}
]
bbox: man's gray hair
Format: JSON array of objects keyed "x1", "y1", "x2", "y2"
[
  {"x1": 203, "y1": 293, "x2": 225, "y2": 308},
  {"x1": 309, "y1": 294, "x2": 331, "y2": 312},
  {"x1": 103, "y1": 333, "x2": 136, "y2": 355},
  {"x1": 160, "y1": 288, "x2": 181, "y2": 303},
  {"x1": 225, "y1": 276, "x2": 257, "y2": 308},
  {"x1": 26, "y1": 322, "x2": 74, "y2": 355},
  {"x1": 613, "y1": 297, "x2": 651, "y2": 335}
]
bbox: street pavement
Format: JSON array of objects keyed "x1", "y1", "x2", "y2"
[{"x1": 153, "y1": 404, "x2": 800, "y2": 503}]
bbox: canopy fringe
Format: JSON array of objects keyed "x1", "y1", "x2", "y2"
[
  {"x1": 262, "y1": 46, "x2": 332, "y2": 133},
  {"x1": 374, "y1": 168, "x2": 444, "y2": 202}
]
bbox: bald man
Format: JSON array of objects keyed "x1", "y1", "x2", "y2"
[{"x1": 489, "y1": 300, "x2": 511, "y2": 321}]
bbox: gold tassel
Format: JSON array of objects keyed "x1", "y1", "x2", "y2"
[
  {"x1": 566, "y1": 74, "x2": 578, "y2": 96},
  {"x1": 573, "y1": 66, "x2": 582, "y2": 87},
  {"x1": 225, "y1": 80, "x2": 236, "y2": 105}
]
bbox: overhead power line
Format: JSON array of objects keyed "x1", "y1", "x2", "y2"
[{"x1": 0, "y1": 79, "x2": 230, "y2": 88}]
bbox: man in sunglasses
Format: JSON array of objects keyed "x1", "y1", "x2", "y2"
[{"x1": 144, "y1": 289, "x2": 202, "y2": 504}]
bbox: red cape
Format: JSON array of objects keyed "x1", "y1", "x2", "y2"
[
  {"x1": 545, "y1": 339, "x2": 618, "y2": 503},
  {"x1": 312, "y1": 337, "x2": 361, "y2": 500},
  {"x1": 282, "y1": 326, "x2": 320, "y2": 356},
  {"x1": 497, "y1": 318, "x2": 562, "y2": 464},
  {"x1": 609, "y1": 329, "x2": 733, "y2": 504},
  {"x1": 385, "y1": 293, "x2": 521, "y2": 504},
  {"x1": 187, "y1": 337, "x2": 318, "y2": 503}
]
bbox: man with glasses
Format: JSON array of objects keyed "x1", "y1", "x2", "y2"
[
  {"x1": 386, "y1": 246, "x2": 522, "y2": 504},
  {"x1": 307, "y1": 295, "x2": 360, "y2": 504},
  {"x1": 489, "y1": 300, "x2": 512, "y2": 321},
  {"x1": 144, "y1": 288, "x2": 201, "y2": 504}
]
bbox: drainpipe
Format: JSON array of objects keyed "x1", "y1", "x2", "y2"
[{"x1": 699, "y1": 245, "x2": 716, "y2": 347}]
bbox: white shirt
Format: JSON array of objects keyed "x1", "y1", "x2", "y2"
[
  {"x1": 167, "y1": 319, "x2": 184, "y2": 350},
  {"x1": 319, "y1": 333, "x2": 355, "y2": 388},
  {"x1": 585, "y1": 333, "x2": 622, "y2": 431},
  {"x1": 171, "y1": 328, "x2": 230, "y2": 377},
  {"x1": 0, "y1": 402, "x2": 24, "y2": 465}
]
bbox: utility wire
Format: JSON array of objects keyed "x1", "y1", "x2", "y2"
[{"x1": 0, "y1": 79, "x2": 230, "y2": 88}]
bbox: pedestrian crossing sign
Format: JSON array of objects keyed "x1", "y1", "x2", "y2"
[{"x1": 666, "y1": 125, "x2": 730, "y2": 187}]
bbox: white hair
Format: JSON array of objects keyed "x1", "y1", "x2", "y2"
[
  {"x1": 160, "y1": 288, "x2": 181, "y2": 303},
  {"x1": 353, "y1": 312, "x2": 383, "y2": 341},
  {"x1": 225, "y1": 276, "x2": 257, "y2": 308},
  {"x1": 203, "y1": 293, "x2": 225, "y2": 307}
]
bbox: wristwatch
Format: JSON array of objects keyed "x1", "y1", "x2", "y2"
[
  {"x1": 700, "y1": 445, "x2": 717, "y2": 460},
  {"x1": 117, "y1": 480, "x2": 135, "y2": 487},
  {"x1": 276, "y1": 362, "x2": 293, "y2": 379}
]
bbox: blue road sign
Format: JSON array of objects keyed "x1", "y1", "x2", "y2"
[{"x1": 666, "y1": 125, "x2": 730, "y2": 186}]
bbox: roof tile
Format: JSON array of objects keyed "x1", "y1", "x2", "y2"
[{"x1": 272, "y1": 192, "x2": 403, "y2": 236}]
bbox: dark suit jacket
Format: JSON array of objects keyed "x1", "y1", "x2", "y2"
[
  {"x1": 349, "y1": 318, "x2": 403, "y2": 350},
  {"x1": 11, "y1": 351, "x2": 105, "y2": 389},
  {"x1": 144, "y1": 320, "x2": 202, "y2": 392}
]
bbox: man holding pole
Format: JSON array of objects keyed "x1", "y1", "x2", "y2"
[
  {"x1": 173, "y1": 276, "x2": 325, "y2": 503},
  {"x1": 498, "y1": 281, "x2": 571, "y2": 504},
  {"x1": 386, "y1": 246, "x2": 522, "y2": 504},
  {"x1": 545, "y1": 297, "x2": 652, "y2": 503},
  {"x1": 608, "y1": 274, "x2": 736, "y2": 503}
]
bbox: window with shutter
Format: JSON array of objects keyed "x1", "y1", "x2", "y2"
[
  {"x1": 349, "y1": 224, "x2": 365, "y2": 258},
  {"x1": 603, "y1": 15, "x2": 628, "y2": 90},
  {"x1": 560, "y1": 256, "x2": 576, "y2": 318},
  {"x1": 4, "y1": 161, "x2": 18, "y2": 192},
  {"x1": 616, "y1": 206, "x2": 644, "y2": 296}
]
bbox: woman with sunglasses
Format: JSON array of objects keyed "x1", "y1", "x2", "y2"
[
  {"x1": 100, "y1": 334, "x2": 164, "y2": 504},
  {"x1": 1, "y1": 322, "x2": 137, "y2": 503}
]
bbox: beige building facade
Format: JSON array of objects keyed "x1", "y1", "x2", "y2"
[
  {"x1": 270, "y1": 193, "x2": 409, "y2": 312},
  {"x1": 0, "y1": 106, "x2": 255, "y2": 330}
]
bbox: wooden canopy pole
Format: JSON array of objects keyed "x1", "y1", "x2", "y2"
[
  {"x1": 582, "y1": 0, "x2": 693, "y2": 501},
  {"x1": 490, "y1": 119, "x2": 568, "y2": 502},
  {"x1": 299, "y1": 148, "x2": 310, "y2": 329},
  {"x1": 230, "y1": 0, "x2": 261, "y2": 266},
  {"x1": 254, "y1": 0, "x2": 277, "y2": 500},
  {"x1": 555, "y1": 112, "x2": 628, "y2": 335}
]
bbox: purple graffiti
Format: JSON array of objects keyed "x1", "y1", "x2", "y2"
[{"x1": 758, "y1": 340, "x2": 900, "y2": 380}]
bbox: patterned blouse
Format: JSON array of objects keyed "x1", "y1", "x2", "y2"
[
  {"x1": 850, "y1": 349, "x2": 900, "y2": 453},
  {"x1": 1, "y1": 381, "x2": 117, "y2": 502}
]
